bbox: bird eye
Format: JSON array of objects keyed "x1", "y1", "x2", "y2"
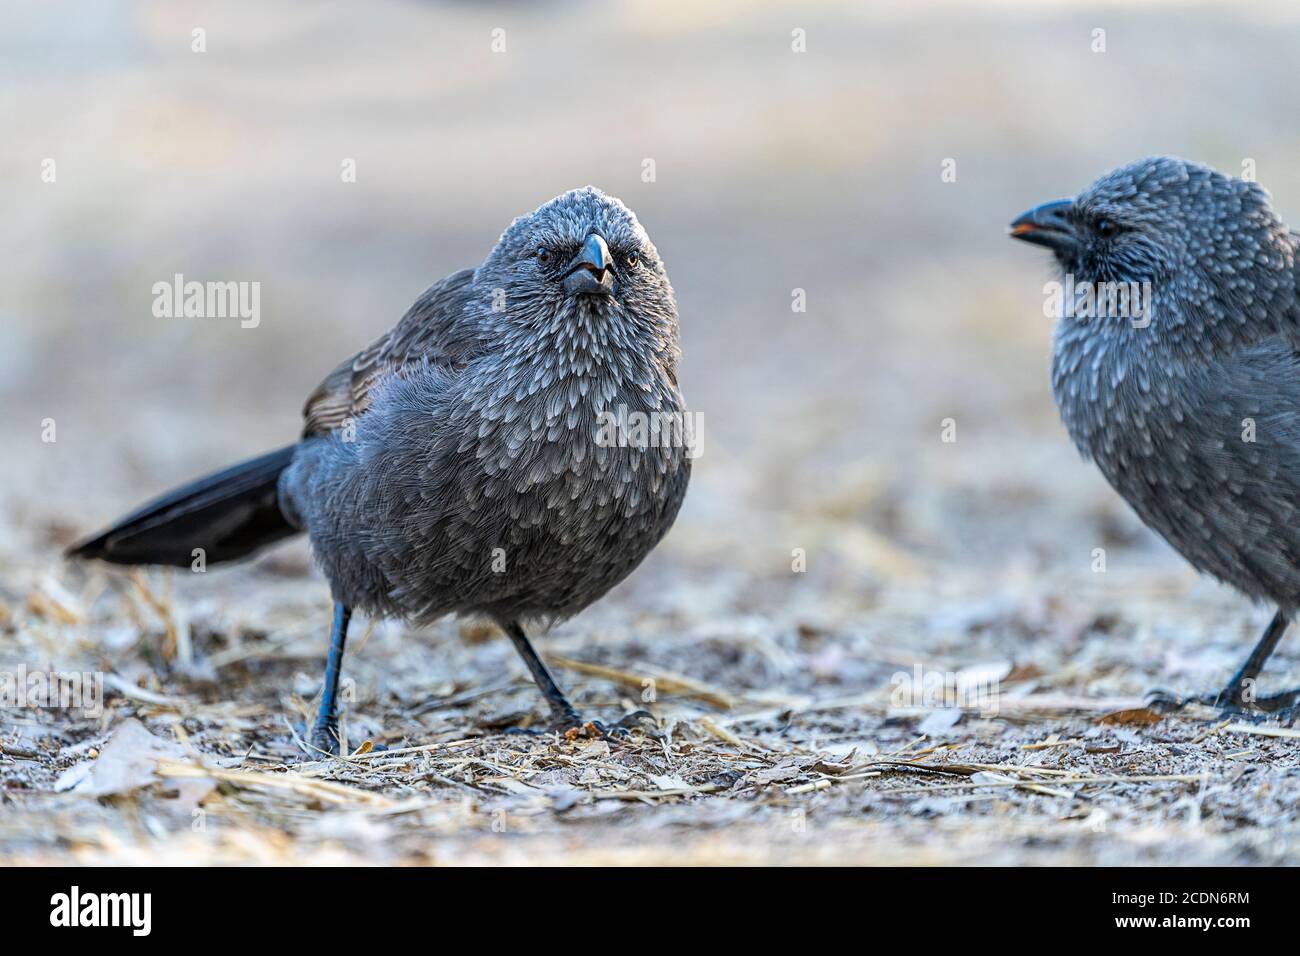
[
  {"x1": 535, "y1": 246, "x2": 551, "y2": 263},
  {"x1": 625, "y1": 252, "x2": 639, "y2": 269},
  {"x1": 1095, "y1": 218, "x2": 1120, "y2": 238}
]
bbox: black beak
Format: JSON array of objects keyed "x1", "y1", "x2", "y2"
[
  {"x1": 1009, "y1": 198, "x2": 1077, "y2": 252},
  {"x1": 563, "y1": 234, "x2": 614, "y2": 296}
]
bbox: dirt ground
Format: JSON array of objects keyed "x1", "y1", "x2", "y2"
[
  {"x1": 5, "y1": 0, "x2": 1300, "y2": 866},
  {"x1": 7, "y1": 530, "x2": 1300, "y2": 866}
]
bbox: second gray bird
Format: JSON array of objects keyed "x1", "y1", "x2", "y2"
[
  {"x1": 70, "y1": 187, "x2": 692, "y2": 752},
  {"x1": 1011, "y1": 156, "x2": 1300, "y2": 714}
]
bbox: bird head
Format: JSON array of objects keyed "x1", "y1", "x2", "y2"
[
  {"x1": 1010, "y1": 156, "x2": 1296, "y2": 339},
  {"x1": 474, "y1": 187, "x2": 678, "y2": 347}
]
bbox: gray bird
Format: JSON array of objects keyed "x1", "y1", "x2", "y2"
[
  {"x1": 70, "y1": 187, "x2": 692, "y2": 752},
  {"x1": 1011, "y1": 156, "x2": 1300, "y2": 714}
]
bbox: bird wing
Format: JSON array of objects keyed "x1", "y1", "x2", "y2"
[{"x1": 302, "y1": 269, "x2": 478, "y2": 437}]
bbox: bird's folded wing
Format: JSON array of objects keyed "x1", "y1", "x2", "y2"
[{"x1": 302, "y1": 268, "x2": 478, "y2": 437}]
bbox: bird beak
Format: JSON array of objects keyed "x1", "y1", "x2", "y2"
[
  {"x1": 563, "y1": 234, "x2": 614, "y2": 297},
  {"x1": 1009, "y1": 198, "x2": 1077, "y2": 252}
]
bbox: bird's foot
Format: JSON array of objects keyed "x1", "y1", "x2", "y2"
[
  {"x1": 293, "y1": 719, "x2": 342, "y2": 759},
  {"x1": 1145, "y1": 686, "x2": 1300, "y2": 723},
  {"x1": 506, "y1": 709, "x2": 657, "y2": 742},
  {"x1": 1145, "y1": 688, "x2": 1206, "y2": 715},
  {"x1": 1224, "y1": 689, "x2": 1300, "y2": 725},
  {"x1": 564, "y1": 709, "x2": 658, "y2": 741},
  {"x1": 1244, "y1": 688, "x2": 1300, "y2": 712}
]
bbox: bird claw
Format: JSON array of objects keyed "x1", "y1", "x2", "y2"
[
  {"x1": 609, "y1": 709, "x2": 659, "y2": 734},
  {"x1": 1144, "y1": 687, "x2": 1193, "y2": 714},
  {"x1": 565, "y1": 709, "x2": 659, "y2": 741},
  {"x1": 506, "y1": 709, "x2": 658, "y2": 742},
  {"x1": 1145, "y1": 686, "x2": 1300, "y2": 723},
  {"x1": 1244, "y1": 689, "x2": 1300, "y2": 714},
  {"x1": 1222, "y1": 690, "x2": 1300, "y2": 725},
  {"x1": 293, "y1": 719, "x2": 342, "y2": 758}
]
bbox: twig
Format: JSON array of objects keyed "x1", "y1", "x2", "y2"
[
  {"x1": 547, "y1": 655, "x2": 734, "y2": 709},
  {"x1": 0, "y1": 743, "x2": 40, "y2": 760},
  {"x1": 1221, "y1": 723, "x2": 1300, "y2": 740},
  {"x1": 591, "y1": 783, "x2": 726, "y2": 802},
  {"x1": 870, "y1": 772, "x2": 1210, "y2": 797},
  {"x1": 698, "y1": 716, "x2": 747, "y2": 748},
  {"x1": 155, "y1": 759, "x2": 394, "y2": 807},
  {"x1": 103, "y1": 673, "x2": 188, "y2": 709},
  {"x1": 1021, "y1": 737, "x2": 1085, "y2": 751}
]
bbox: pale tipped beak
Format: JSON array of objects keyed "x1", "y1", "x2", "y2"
[
  {"x1": 1009, "y1": 198, "x2": 1077, "y2": 252},
  {"x1": 563, "y1": 233, "x2": 614, "y2": 296}
]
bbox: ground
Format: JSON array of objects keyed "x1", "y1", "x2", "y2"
[
  {"x1": 4, "y1": 0, "x2": 1300, "y2": 866},
  {"x1": 6, "y1": 542, "x2": 1300, "y2": 865}
]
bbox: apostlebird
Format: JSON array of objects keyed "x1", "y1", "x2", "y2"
[
  {"x1": 69, "y1": 187, "x2": 692, "y2": 752},
  {"x1": 1010, "y1": 156, "x2": 1300, "y2": 714}
]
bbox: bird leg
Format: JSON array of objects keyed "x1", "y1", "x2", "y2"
[
  {"x1": 1209, "y1": 608, "x2": 1291, "y2": 709},
  {"x1": 1240, "y1": 688, "x2": 1300, "y2": 714},
  {"x1": 1149, "y1": 608, "x2": 1295, "y2": 716},
  {"x1": 299, "y1": 602, "x2": 352, "y2": 756},
  {"x1": 500, "y1": 620, "x2": 654, "y2": 739}
]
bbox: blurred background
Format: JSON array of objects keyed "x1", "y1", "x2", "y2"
[
  {"x1": 8, "y1": 0, "x2": 1300, "y2": 641},
  {"x1": 5, "y1": 0, "x2": 1300, "y2": 863}
]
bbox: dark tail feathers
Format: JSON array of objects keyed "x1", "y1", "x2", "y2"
[{"x1": 67, "y1": 445, "x2": 300, "y2": 567}]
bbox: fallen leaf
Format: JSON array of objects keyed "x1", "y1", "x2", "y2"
[
  {"x1": 753, "y1": 765, "x2": 800, "y2": 784},
  {"x1": 917, "y1": 708, "x2": 963, "y2": 735},
  {"x1": 648, "y1": 773, "x2": 691, "y2": 791},
  {"x1": 1098, "y1": 708, "x2": 1162, "y2": 727},
  {"x1": 54, "y1": 718, "x2": 185, "y2": 796}
]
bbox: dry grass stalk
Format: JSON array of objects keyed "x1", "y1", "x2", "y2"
[{"x1": 547, "y1": 655, "x2": 734, "y2": 708}]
